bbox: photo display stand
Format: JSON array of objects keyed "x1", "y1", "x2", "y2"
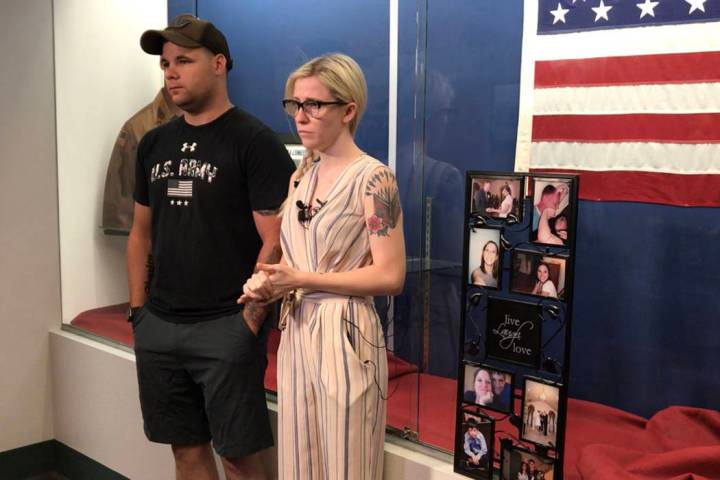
[{"x1": 454, "y1": 172, "x2": 579, "y2": 480}]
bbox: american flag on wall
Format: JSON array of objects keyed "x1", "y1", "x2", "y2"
[{"x1": 515, "y1": 0, "x2": 720, "y2": 206}]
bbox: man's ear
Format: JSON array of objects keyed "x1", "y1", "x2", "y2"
[{"x1": 214, "y1": 54, "x2": 228, "y2": 75}]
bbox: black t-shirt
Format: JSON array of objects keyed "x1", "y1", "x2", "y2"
[{"x1": 134, "y1": 107, "x2": 295, "y2": 322}]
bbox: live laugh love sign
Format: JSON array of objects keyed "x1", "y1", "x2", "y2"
[{"x1": 486, "y1": 298, "x2": 541, "y2": 368}]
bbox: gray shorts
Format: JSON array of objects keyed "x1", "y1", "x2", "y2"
[{"x1": 132, "y1": 307, "x2": 273, "y2": 458}]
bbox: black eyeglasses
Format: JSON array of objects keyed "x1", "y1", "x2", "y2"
[{"x1": 282, "y1": 99, "x2": 348, "y2": 118}]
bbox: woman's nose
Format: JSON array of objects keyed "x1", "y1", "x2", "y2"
[{"x1": 294, "y1": 107, "x2": 309, "y2": 122}]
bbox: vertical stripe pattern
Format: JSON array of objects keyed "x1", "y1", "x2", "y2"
[{"x1": 277, "y1": 156, "x2": 390, "y2": 480}]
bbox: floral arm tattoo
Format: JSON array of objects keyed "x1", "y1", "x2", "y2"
[{"x1": 365, "y1": 169, "x2": 401, "y2": 237}]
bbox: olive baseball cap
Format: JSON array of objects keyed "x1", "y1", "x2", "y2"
[{"x1": 140, "y1": 14, "x2": 233, "y2": 71}]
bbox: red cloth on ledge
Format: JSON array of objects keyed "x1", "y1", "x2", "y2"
[
  {"x1": 573, "y1": 404, "x2": 720, "y2": 480},
  {"x1": 71, "y1": 303, "x2": 132, "y2": 346},
  {"x1": 70, "y1": 303, "x2": 419, "y2": 390},
  {"x1": 70, "y1": 305, "x2": 720, "y2": 479}
]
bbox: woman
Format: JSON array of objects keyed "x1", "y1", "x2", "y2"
[
  {"x1": 517, "y1": 461, "x2": 530, "y2": 480},
  {"x1": 471, "y1": 240, "x2": 499, "y2": 287},
  {"x1": 531, "y1": 263, "x2": 558, "y2": 298},
  {"x1": 463, "y1": 368, "x2": 495, "y2": 406},
  {"x1": 240, "y1": 54, "x2": 405, "y2": 480},
  {"x1": 486, "y1": 184, "x2": 513, "y2": 218}
]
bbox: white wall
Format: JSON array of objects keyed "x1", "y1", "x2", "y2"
[
  {"x1": 51, "y1": 331, "x2": 279, "y2": 479},
  {"x1": 51, "y1": 332, "x2": 177, "y2": 478},
  {"x1": 0, "y1": 0, "x2": 59, "y2": 452},
  {"x1": 54, "y1": 0, "x2": 166, "y2": 321}
]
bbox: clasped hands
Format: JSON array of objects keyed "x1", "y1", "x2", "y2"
[{"x1": 237, "y1": 263, "x2": 302, "y2": 306}]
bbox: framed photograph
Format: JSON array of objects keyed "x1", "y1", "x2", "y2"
[
  {"x1": 521, "y1": 377, "x2": 562, "y2": 449},
  {"x1": 486, "y1": 298, "x2": 542, "y2": 368},
  {"x1": 510, "y1": 250, "x2": 568, "y2": 301},
  {"x1": 501, "y1": 444, "x2": 556, "y2": 480},
  {"x1": 468, "y1": 173, "x2": 524, "y2": 220},
  {"x1": 529, "y1": 176, "x2": 575, "y2": 247},
  {"x1": 467, "y1": 226, "x2": 502, "y2": 289},
  {"x1": 461, "y1": 362, "x2": 515, "y2": 414},
  {"x1": 454, "y1": 407, "x2": 495, "y2": 479}
]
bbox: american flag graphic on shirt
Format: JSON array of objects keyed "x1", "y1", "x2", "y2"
[{"x1": 167, "y1": 179, "x2": 193, "y2": 198}]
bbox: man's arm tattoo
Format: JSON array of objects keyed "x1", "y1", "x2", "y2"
[
  {"x1": 258, "y1": 244, "x2": 283, "y2": 267},
  {"x1": 255, "y1": 208, "x2": 281, "y2": 216},
  {"x1": 364, "y1": 169, "x2": 401, "y2": 237},
  {"x1": 244, "y1": 301, "x2": 260, "y2": 322},
  {"x1": 144, "y1": 253, "x2": 154, "y2": 293}
]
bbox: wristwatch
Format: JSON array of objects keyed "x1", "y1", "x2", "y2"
[{"x1": 127, "y1": 305, "x2": 142, "y2": 323}]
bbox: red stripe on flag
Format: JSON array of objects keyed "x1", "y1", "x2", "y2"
[
  {"x1": 534, "y1": 51, "x2": 720, "y2": 88},
  {"x1": 530, "y1": 169, "x2": 720, "y2": 207},
  {"x1": 532, "y1": 114, "x2": 720, "y2": 143}
]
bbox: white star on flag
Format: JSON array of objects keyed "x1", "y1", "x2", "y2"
[
  {"x1": 551, "y1": 2, "x2": 570, "y2": 24},
  {"x1": 637, "y1": 0, "x2": 660, "y2": 18},
  {"x1": 685, "y1": 0, "x2": 706, "y2": 14},
  {"x1": 184, "y1": 200, "x2": 189, "y2": 206},
  {"x1": 592, "y1": 0, "x2": 613, "y2": 21}
]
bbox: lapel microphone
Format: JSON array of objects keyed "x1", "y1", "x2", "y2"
[
  {"x1": 296, "y1": 200, "x2": 309, "y2": 223},
  {"x1": 296, "y1": 199, "x2": 326, "y2": 224}
]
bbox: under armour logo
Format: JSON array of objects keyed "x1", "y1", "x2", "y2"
[{"x1": 181, "y1": 142, "x2": 197, "y2": 152}]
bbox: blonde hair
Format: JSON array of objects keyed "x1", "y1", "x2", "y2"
[{"x1": 285, "y1": 53, "x2": 368, "y2": 186}]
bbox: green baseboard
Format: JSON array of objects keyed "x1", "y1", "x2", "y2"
[{"x1": 0, "y1": 440, "x2": 127, "y2": 480}]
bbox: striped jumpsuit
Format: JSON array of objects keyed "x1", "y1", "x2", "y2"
[{"x1": 277, "y1": 155, "x2": 389, "y2": 480}]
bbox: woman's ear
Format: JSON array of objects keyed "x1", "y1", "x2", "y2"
[{"x1": 342, "y1": 102, "x2": 357, "y2": 125}]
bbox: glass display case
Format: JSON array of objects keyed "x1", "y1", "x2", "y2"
[
  {"x1": 54, "y1": 0, "x2": 166, "y2": 341},
  {"x1": 55, "y1": 0, "x2": 524, "y2": 454}
]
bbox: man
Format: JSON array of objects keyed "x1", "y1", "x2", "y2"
[
  {"x1": 463, "y1": 419, "x2": 488, "y2": 469},
  {"x1": 491, "y1": 370, "x2": 512, "y2": 410},
  {"x1": 127, "y1": 14, "x2": 295, "y2": 480},
  {"x1": 528, "y1": 459, "x2": 538, "y2": 480},
  {"x1": 474, "y1": 180, "x2": 491, "y2": 214}
]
